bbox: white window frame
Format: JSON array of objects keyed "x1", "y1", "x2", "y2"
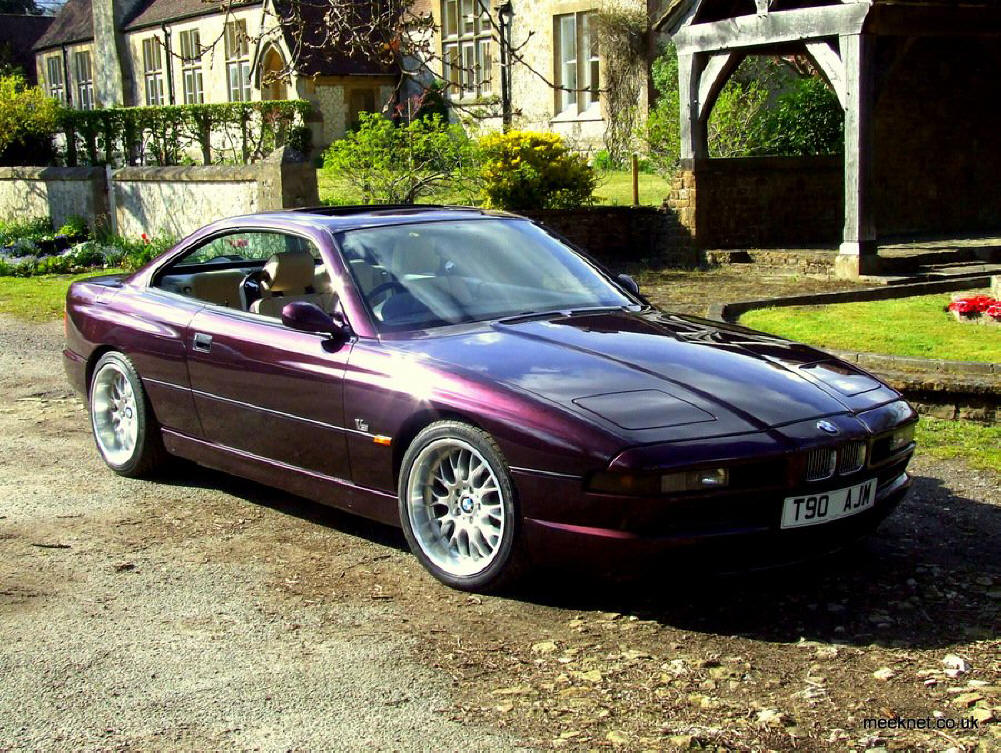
[
  {"x1": 45, "y1": 55, "x2": 65, "y2": 103},
  {"x1": 73, "y1": 51, "x2": 94, "y2": 109},
  {"x1": 441, "y1": 0, "x2": 492, "y2": 100},
  {"x1": 178, "y1": 29, "x2": 204, "y2": 105},
  {"x1": 225, "y1": 20, "x2": 252, "y2": 102},
  {"x1": 142, "y1": 36, "x2": 165, "y2": 106},
  {"x1": 554, "y1": 10, "x2": 600, "y2": 117}
]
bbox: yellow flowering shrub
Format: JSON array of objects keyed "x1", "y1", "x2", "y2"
[{"x1": 478, "y1": 130, "x2": 597, "y2": 210}]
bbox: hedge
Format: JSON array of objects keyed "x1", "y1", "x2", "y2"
[{"x1": 59, "y1": 100, "x2": 312, "y2": 167}]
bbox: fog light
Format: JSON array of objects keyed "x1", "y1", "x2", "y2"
[
  {"x1": 660, "y1": 468, "x2": 729, "y2": 493},
  {"x1": 888, "y1": 423, "x2": 915, "y2": 452}
]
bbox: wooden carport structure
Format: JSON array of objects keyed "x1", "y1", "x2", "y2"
[{"x1": 654, "y1": 0, "x2": 1001, "y2": 278}]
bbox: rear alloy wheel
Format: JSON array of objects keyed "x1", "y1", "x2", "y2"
[
  {"x1": 89, "y1": 352, "x2": 166, "y2": 477},
  {"x1": 399, "y1": 421, "x2": 522, "y2": 591}
]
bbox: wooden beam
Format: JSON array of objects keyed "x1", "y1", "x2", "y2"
[
  {"x1": 840, "y1": 33, "x2": 877, "y2": 259},
  {"x1": 805, "y1": 40, "x2": 846, "y2": 108},
  {"x1": 678, "y1": 52, "x2": 706, "y2": 160},
  {"x1": 674, "y1": 3, "x2": 870, "y2": 54},
  {"x1": 697, "y1": 52, "x2": 742, "y2": 123}
]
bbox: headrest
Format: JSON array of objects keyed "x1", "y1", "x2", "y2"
[{"x1": 263, "y1": 251, "x2": 315, "y2": 293}]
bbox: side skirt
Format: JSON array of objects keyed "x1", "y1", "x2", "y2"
[{"x1": 161, "y1": 428, "x2": 400, "y2": 527}]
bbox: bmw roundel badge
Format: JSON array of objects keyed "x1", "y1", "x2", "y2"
[{"x1": 817, "y1": 420, "x2": 840, "y2": 435}]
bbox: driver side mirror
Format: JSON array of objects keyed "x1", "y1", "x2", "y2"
[
  {"x1": 281, "y1": 301, "x2": 349, "y2": 340},
  {"x1": 617, "y1": 273, "x2": 640, "y2": 296}
]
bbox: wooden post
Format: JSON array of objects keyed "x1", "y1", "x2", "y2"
[
  {"x1": 631, "y1": 154, "x2": 640, "y2": 206},
  {"x1": 678, "y1": 53, "x2": 706, "y2": 160},
  {"x1": 837, "y1": 33, "x2": 878, "y2": 278}
]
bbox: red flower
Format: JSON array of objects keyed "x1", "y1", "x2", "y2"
[
  {"x1": 140, "y1": 233, "x2": 150, "y2": 244},
  {"x1": 987, "y1": 304, "x2": 1001, "y2": 320},
  {"x1": 948, "y1": 295, "x2": 998, "y2": 315}
]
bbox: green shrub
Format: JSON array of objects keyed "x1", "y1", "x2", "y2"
[
  {"x1": 57, "y1": 100, "x2": 312, "y2": 167},
  {"x1": 478, "y1": 130, "x2": 597, "y2": 210},
  {"x1": 0, "y1": 216, "x2": 52, "y2": 245},
  {"x1": 56, "y1": 215, "x2": 89, "y2": 238},
  {"x1": 747, "y1": 76, "x2": 844, "y2": 157},
  {"x1": 0, "y1": 73, "x2": 59, "y2": 166},
  {"x1": 323, "y1": 112, "x2": 479, "y2": 204}
]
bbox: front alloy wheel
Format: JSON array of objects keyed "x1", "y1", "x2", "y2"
[
  {"x1": 89, "y1": 352, "x2": 166, "y2": 477},
  {"x1": 399, "y1": 421, "x2": 522, "y2": 591}
]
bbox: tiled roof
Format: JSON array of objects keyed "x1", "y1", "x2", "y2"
[
  {"x1": 0, "y1": 14, "x2": 53, "y2": 80},
  {"x1": 33, "y1": 0, "x2": 93, "y2": 50},
  {"x1": 124, "y1": 0, "x2": 259, "y2": 31},
  {"x1": 273, "y1": 0, "x2": 396, "y2": 76},
  {"x1": 33, "y1": 0, "x2": 394, "y2": 78}
]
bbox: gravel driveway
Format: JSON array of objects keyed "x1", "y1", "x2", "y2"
[
  {"x1": 0, "y1": 316, "x2": 523, "y2": 752},
  {"x1": 1, "y1": 314, "x2": 999, "y2": 752}
]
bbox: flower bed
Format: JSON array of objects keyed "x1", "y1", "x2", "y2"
[
  {"x1": 0, "y1": 216, "x2": 174, "y2": 277},
  {"x1": 947, "y1": 294, "x2": 1001, "y2": 326}
]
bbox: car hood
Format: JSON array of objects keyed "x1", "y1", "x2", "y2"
[{"x1": 393, "y1": 309, "x2": 900, "y2": 442}]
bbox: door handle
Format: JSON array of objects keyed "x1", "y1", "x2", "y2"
[{"x1": 192, "y1": 333, "x2": 213, "y2": 353}]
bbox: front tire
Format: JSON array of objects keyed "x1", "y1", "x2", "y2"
[
  {"x1": 398, "y1": 421, "x2": 523, "y2": 592},
  {"x1": 89, "y1": 352, "x2": 166, "y2": 478}
]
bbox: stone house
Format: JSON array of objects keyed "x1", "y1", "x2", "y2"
[
  {"x1": 411, "y1": 0, "x2": 654, "y2": 151},
  {"x1": 33, "y1": 0, "x2": 398, "y2": 153}
]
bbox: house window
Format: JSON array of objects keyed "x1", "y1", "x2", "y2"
[
  {"x1": 225, "y1": 20, "x2": 252, "y2": 102},
  {"x1": 74, "y1": 51, "x2": 94, "y2": 109},
  {"x1": 142, "y1": 36, "x2": 165, "y2": 106},
  {"x1": 45, "y1": 55, "x2": 65, "y2": 102},
  {"x1": 554, "y1": 11, "x2": 599, "y2": 116},
  {"x1": 178, "y1": 29, "x2": 204, "y2": 104},
  {"x1": 441, "y1": 0, "x2": 492, "y2": 99}
]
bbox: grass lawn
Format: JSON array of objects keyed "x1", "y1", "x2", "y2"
[
  {"x1": 593, "y1": 170, "x2": 672, "y2": 207},
  {"x1": 0, "y1": 270, "x2": 125, "y2": 323},
  {"x1": 741, "y1": 291, "x2": 1001, "y2": 363},
  {"x1": 316, "y1": 168, "x2": 673, "y2": 208},
  {"x1": 916, "y1": 416, "x2": 1001, "y2": 475}
]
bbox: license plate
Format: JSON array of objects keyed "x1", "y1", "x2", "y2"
[{"x1": 781, "y1": 478, "x2": 877, "y2": 529}]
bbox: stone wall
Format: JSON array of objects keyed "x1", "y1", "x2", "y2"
[
  {"x1": 0, "y1": 167, "x2": 109, "y2": 229},
  {"x1": 667, "y1": 156, "x2": 844, "y2": 249},
  {"x1": 521, "y1": 206, "x2": 697, "y2": 269},
  {"x1": 112, "y1": 153, "x2": 319, "y2": 238},
  {"x1": 0, "y1": 151, "x2": 318, "y2": 238}
]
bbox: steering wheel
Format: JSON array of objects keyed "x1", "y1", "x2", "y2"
[
  {"x1": 240, "y1": 269, "x2": 269, "y2": 310},
  {"x1": 367, "y1": 280, "x2": 406, "y2": 308}
]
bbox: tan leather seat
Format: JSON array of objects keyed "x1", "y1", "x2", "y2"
[
  {"x1": 189, "y1": 269, "x2": 245, "y2": 308},
  {"x1": 250, "y1": 251, "x2": 337, "y2": 318}
]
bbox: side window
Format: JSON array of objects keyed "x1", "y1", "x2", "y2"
[
  {"x1": 156, "y1": 231, "x2": 328, "y2": 315},
  {"x1": 184, "y1": 231, "x2": 319, "y2": 265}
]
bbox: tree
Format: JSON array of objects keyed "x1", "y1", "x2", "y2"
[
  {"x1": 645, "y1": 43, "x2": 843, "y2": 169},
  {"x1": 0, "y1": 73, "x2": 59, "y2": 166},
  {"x1": 591, "y1": 4, "x2": 648, "y2": 166},
  {"x1": 322, "y1": 112, "x2": 479, "y2": 203}
]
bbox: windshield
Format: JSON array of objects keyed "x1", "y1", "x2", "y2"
[{"x1": 338, "y1": 219, "x2": 636, "y2": 332}]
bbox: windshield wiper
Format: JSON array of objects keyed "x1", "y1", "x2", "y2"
[{"x1": 496, "y1": 305, "x2": 626, "y2": 325}]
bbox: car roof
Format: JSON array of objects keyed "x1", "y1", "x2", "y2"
[{"x1": 244, "y1": 205, "x2": 520, "y2": 233}]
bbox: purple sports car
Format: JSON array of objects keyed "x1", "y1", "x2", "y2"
[{"x1": 65, "y1": 207, "x2": 917, "y2": 591}]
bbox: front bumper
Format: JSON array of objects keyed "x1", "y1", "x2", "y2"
[{"x1": 515, "y1": 460, "x2": 912, "y2": 572}]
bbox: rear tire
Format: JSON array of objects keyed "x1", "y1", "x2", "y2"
[
  {"x1": 89, "y1": 351, "x2": 167, "y2": 478},
  {"x1": 398, "y1": 421, "x2": 524, "y2": 592}
]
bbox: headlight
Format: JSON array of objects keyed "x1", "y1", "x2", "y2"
[
  {"x1": 888, "y1": 423, "x2": 916, "y2": 453},
  {"x1": 588, "y1": 468, "x2": 729, "y2": 496}
]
